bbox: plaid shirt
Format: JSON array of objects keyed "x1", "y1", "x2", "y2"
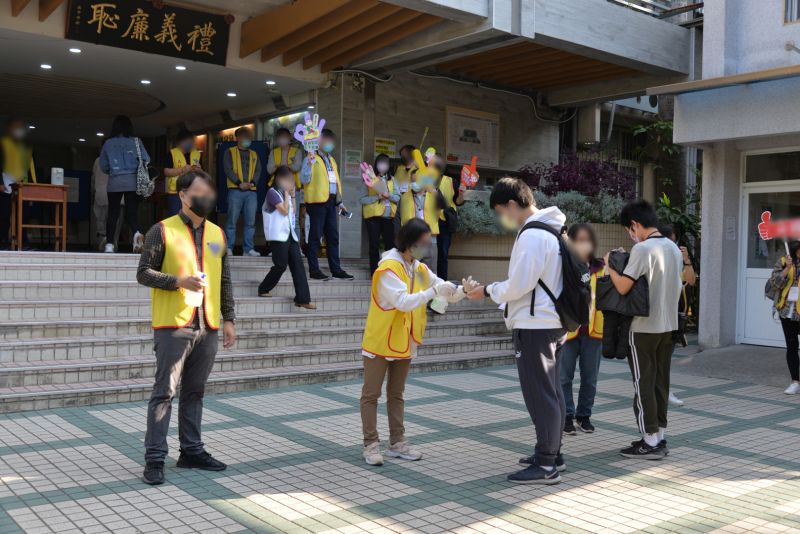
[{"x1": 136, "y1": 212, "x2": 235, "y2": 327}]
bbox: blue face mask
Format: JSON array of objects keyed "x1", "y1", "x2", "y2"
[
  {"x1": 240, "y1": 139, "x2": 252, "y2": 149},
  {"x1": 322, "y1": 142, "x2": 335, "y2": 154}
]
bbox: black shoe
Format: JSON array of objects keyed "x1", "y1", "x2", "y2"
[
  {"x1": 176, "y1": 450, "x2": 227, "y2": 471},
  {"x1": 507, "y1": 464, "x2": 561, "y2": 485},
  {"x1": 142, "y1": 461, "x2": 165, "y2": 485},
  {"x1": 519, "y1": 453, "x2": 566, "y2": 472},
  {"x1": 657, "y1": 439, "x2": 669, "y2": 456},
  {"x1": 309, "y1": 271, "x2": 331, "y2": 280},
  {"x1": 620, "y1": 439, "x2": 665, "y2": 460},
  {"x1": 576, "y1": 417, "x2": 595, "y2": 433},
  {"x1": 332, "y1": 271, "x2": 354, "y2": 280},
  {"x1": 563, "y1": 417, "x2": 576, "y2": 435}
]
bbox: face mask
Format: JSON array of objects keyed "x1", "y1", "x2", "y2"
[
  {"x1": 410, "y1": 244, "x2": 427, "y2": 260},
  {"x1": 188, "y1": 196, "x2": 215, "y2": 218},
  {"x1": 239, "y1": 139, "x2": 252, "y2": 149},
  {"x1": 11, "y1": 128, "x2": 26, "y2": 141},
  {"x1": 278, "y1": 137, "x2": 289, "y2": 147},
  {"x1": 573, "y1": 241, "x2": 593, "y2": 261},
  {"x1": 322, "y1": 142, "x2": 335, "y2": 154},
  {"x1": 410, "y1": 182, "x2": 422, "y2": 193},
  {"x1": 628, "y1": 229, "x2": 640, "y2": 243},
  {"x1": 499, "y1": 214, "x2": 519, "y2": 231}
]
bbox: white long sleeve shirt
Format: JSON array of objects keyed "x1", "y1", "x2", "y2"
[
  {"x1": 487, "y1": 207, "x2": 566, "y2": 330},
  {"x1": 363, "y1": 249, "x2": 465, "y2": 359}
]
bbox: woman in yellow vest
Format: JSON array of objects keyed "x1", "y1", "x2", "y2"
[
  {"x1": 431, "y1": 154, "x2": 465, "y2": 280},
  {"x1": 392, "y1": 144, "x2": 416, "y2": 237},
  {"x1": 164, "y1": 130, "x2": 202, "y2": 216},
  {"x1": 399, "y1": 149, "x2": 440, "y2": 273},
  {"x1": 360, "y1": 218, "x2": 468, "y2": 466},
  {"x1": 0, "y1": 118, "x2": 36, "y2": 248},
  {"x1": 360, "y1": 153, "x2": 400, "y2": 274},
  {"x1": 560, "y1": 223, "x2": 605, "y2": 435},
  {"x1": 768, "y1": 240, "x2": 800, "y2": 395}
]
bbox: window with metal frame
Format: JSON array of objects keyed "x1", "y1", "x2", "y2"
[{"x1": 787, "y1": 0, "x2": 800, "y2": 22}]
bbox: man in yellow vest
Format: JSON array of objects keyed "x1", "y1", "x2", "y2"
[
  {"x1": 1, "y1": 117, "x2": 36, "y2": 249},
  {"x1": 299, "y1": 128, "x2": 353, "y2": 280},
  {"x1": 360, "y1": 218, "x2": 470, "y2": 466},
  {"x1": 164, "y1": 130, "x2": 202, "y2": 216},
  {"x1": 267, "y1": 127, "x2": 305, "y2": 245},
  {"x1": 431, "y1": 154, "x2": 465, "y2": 280},
  {"x1": 136, "y1": 169, "x2": 236, "y2": 486},
  {"x1": 224, "y1": 127, "x2": 262, "y2": 257}
]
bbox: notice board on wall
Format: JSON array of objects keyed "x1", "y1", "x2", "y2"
[{"x1": 445, "y1": 106, "x2": 500, "y2": 168}]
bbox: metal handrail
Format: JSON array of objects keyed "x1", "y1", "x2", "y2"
[{"x1": 607, "y1": 0, "x2": 703, "y2": 19}]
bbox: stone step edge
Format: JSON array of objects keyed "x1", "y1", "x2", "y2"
[{"x1": 0, "y1": 350, "x2": 515, "y2": 400}]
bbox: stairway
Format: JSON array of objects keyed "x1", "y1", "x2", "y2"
[{"x1": 0, "y1": 251, "x2": 514, "y2": 413}]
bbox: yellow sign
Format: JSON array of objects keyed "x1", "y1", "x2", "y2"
[{"x1": 374, "y1": 137, "x2": 397, "y2": 158}]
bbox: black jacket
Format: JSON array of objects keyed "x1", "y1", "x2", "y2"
[{"x1": 596, "y1": 250, "x2": 649, "y2": 317}]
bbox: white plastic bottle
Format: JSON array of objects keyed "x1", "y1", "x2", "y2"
[{"x1": 184, "y1": 272, "x2": 206, "y2": 307}]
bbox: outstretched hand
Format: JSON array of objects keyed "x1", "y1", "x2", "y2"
[{"x1": 466, "y1": 286, "x2": 485, "y2": 301}]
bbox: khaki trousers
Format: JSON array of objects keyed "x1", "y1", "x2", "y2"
[{"x1": 360, "y1": 356, "x2": 411, "y2": 446}]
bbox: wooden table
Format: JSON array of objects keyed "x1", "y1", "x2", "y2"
[{"x1": 10, "y1": 183, "x2": 69, "y2": 252}]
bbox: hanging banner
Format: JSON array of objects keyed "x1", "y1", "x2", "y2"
[{"x1": 66, "y1": 0, "x2": 231, "y2": 66}]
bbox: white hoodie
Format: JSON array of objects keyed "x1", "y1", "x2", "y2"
[{"x1": 487, "y1": 207, "x2": 566, "y2": 330}]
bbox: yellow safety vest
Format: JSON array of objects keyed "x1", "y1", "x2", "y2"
[
  {"x1": 400, "y1": 190, "x2": 439, "y2": 235},
  {"x1": 167, "y1": 148, "x2": 201, "y2": 194},
  {"x1": 267, "y1": 146, "x2": 301, "y2": 188},
  {"x1": 362, "y1": 259, "x2": 429, "y2": 359},
  {"x1": 362, "y1": 178, "x2": 397, "y2": 219},
  {"x1": 438, "y1": 175, "x2": 457, "y2": 221},
  {"x1": 394, "y1": 165, "x2": 412, "y2": 187},
  {"x1": 1, "y1": 137, "x2": 36, "y2": 183},
  {"x1": 151, "y1": 215, "x2": 224, "y2": 330},
  {"x1": 566, "y1": 268, "x2": 605, "y2": 341},
  {"x1": 304, "y1": 154, "x2": 342, "y2": 204},
  {"x1": 227, "y1": 147, "x2": 258, "y2": 190},
  {"x1": 776, "y1": 258, "x2": 800, "y2": 315}
]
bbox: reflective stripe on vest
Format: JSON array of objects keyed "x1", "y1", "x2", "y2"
[
  {"x1": 227, "y1": 147, "x2": 258, "y2": 190},
  {"x1": 151, "y1": 215, "x2": 224, "y2": 330},
  {"x1": 304, "y1": 154, "x2": 341, "y2": 204},
  {"x1": 362, "y1": 178, "x2": 396, "y2": 219},
  {"x1": 361, "y1": 259, "x2": 429, "y2": 359},
  {"x1": 167, "y1": 148, "x2": 201, "y2": 194}
]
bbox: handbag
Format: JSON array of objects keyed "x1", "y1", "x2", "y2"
[{"x1": 134, "y1": 137, "x2": 155, "y2": 198}]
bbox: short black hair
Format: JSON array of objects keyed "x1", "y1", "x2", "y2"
[
  {"x1": 489, "y1": 177, "x2": 535, "y2": 209},
  {"x1": 399, "y1": 144, "x2": 415, "y2": 155},
  {"x1": 235, "y1": 127, "x2": 252, "y2": 139},
  {"x1": 321, "y1": 128, "x2": 335, "y2": 139},
  {"x1": 274, "y1": 165, "x2": 293, "y2": 180},
  {"x1": 620, "y1": 199, "x2": 659, "y2": 229},
  {"x1": 276, "y1": 127, "x2": 290, "y2": 136},
  {"x1": 396, "y1": 218, "x2": 431, "y2": 252},
  {"x1": 175, "y1": 129, "x2": 193, "y2": 143},
  {"x1": 176, "y1": 169, "x2": 214, "y2": 193},
  {"x1": 658, "y1": 224, "x2": 676, "y2": 241},
  {"x1": 110, "y1": 115, "x2": 134, "y2": 138}
]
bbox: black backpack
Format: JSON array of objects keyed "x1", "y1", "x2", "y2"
[{"x1": 517, "y1": 221, "x2": 591, "y2": 331}]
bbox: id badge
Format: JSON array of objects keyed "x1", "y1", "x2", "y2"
[
  {"x1": 327, "y1": 170, "x2": 337, "y2": 184},
  {"x1": 789, "y1": 287, "x2": 799, "y2": 302}
]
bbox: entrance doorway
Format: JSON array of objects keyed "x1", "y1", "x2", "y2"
[{"x1": 737, "y1": 149, "x2": 800, "y2": 346}]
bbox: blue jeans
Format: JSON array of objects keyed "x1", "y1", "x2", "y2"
[
  {"x1": 225, "y1": 189, "x2": 257, "y2": 253},
  {"x1": 166, "y1": 194, "x2": 181, "y2": 217},
  {"x1": 306, "y1": 196, "x2": 341, "y2": 274},
  {"x1": 560, "y1": 333, "x2": 602, "y2": 419}
]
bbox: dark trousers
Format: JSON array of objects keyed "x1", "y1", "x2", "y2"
[
  {"x1": 306, "y1": 196, "x2": 341, "y2": 275},
  {"x1": 365, "y1": 216, "x2": 395, "y2": 274},
  {"x1": 628, "y1": 331, "x2": 673, "y2": 434},
  {"x1": 0, "y1": 192, "x2": 9, "y2": 246},
  {"x1": 780, "y1": 317, "x2": 800, "y2": 381},
  {"x1": 513, "y1": 328, "x2": 566, "y2": 466},
  {"x1": 259, "y1": 236, "x2": 310, "y2": 304},
  {"x1": 436, "y1": 222, "x2": 453, "y2": 280},
  {"x1": 107, "y1": 191, "x2": 140, "y2": 243},
  {"x1": 144, "y1": 327, "x2": 218, "y2": 462}
]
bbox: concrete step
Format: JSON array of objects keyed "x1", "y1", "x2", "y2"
[
  {"x1": 0, "y1": 279, "x2": 374, "y2": 301},
  {"x1": 0, "y1": 346, "x2": 515, "y2": 412},
  {"x1": 0, "y1": 320, "x2": 508, "y2": 362},
  {"x1": 0, "y1": 308, "x2": 499, "y2": 341},
  {"x1": 0, "y1": 336, "x2": 511, "y2": 389},
  {"x1": 0, "y1": 263, "x2": 373, "y2": 282}
]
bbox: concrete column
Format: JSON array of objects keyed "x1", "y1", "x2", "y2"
[
  {"x1": 641, "y1": 163, "x2": 656, "y2": 203},
  {"x1": 698, "y1": 141, "x2": 740, "y2": 349}
]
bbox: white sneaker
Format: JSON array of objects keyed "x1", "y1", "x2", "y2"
[
  {"x1": 386, "y1": 441, "x2": 422, "y2": 461},
  {"x1": 363, "y1": 442, "x2": 384, "y2": 466},
  {"x1": 668, "y1": 392, "x2": 684, "y2": 407},
  {"x1": 784, "y1": 382, "x2": 800, "y2": 395},
  {"x1": 226, "y1": 248, "x2": 233, "y2": 257},
  {"x1": 246, "y1": 249, "x2": 262, "y2": 257},
  {"x1": 104, "y1": 243, "x2": 115, "y2": 253},
  {"x1": 132, "y1": 231, "x2": 144, "y2": 253}
]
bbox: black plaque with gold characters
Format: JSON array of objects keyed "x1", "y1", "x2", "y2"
[{"x1": 66, "y1": 0, "x2": 230, "y2": 66}]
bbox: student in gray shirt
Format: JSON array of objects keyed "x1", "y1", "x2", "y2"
[{"x1": 605, "y1": 200, "x2": 682, "y2": 460}]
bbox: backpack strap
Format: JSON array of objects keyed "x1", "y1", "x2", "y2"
[{"x1": 516, "y1": 221, "x2": 563, "y2": 316}]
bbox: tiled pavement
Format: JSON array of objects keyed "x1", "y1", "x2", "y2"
[{"x1": 0, "y1": 360, "x2": 799, "y2": 533}]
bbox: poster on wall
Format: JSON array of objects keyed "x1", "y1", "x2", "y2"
[
  {"x1": 445, "y1": 106, "x2": 500, "y2": 168},
  {"x1": 344, "y1": 149, "x2": 362, "y2": 179},
  {"x1": 374, "y1": 137, "x2": 397, "y2": 158}
]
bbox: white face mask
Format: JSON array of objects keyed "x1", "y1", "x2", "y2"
[
  {"x1": 572, "y1": 241, "x2": 593, "y2": 261},
  {"x1": 499, "y1": 214, "x2": 519, "y2": 231},
  {"x1": 278, "y1": 137, "x2": 289, "y2": 147},
  {"x1": 376, "y1": 163, "x2": 389, "y2": 174},
  {"x1": 628, "y1": 229, "x2": 640, "y2": 243}
]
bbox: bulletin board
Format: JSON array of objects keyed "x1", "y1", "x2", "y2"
[{"x1": 445, "y1": 106, "x2": 500, "y2": 168}]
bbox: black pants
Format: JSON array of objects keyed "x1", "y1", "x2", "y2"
[
  {"x1": 0, "y1": 192, "x2": 9, "y2": 246},
  {"x1": 259, "y1": 236, "x2": 311, "y2": 304},
  {"x1": 781, "y1": 317, "x2": 800, "y2": 381},
  {"x1": 365, "y1": 216, "x2": 395, "y2": 274},
  {"x1": 306, "y1": 196, "x2": 341, "y2": 275},
  {"x1": 107, "y1": 191, "x2": 140, "y2": 243},
  {"x1": 437, "y1": 221, "x2": 453, "y2": 280},
  {"x1": 513, "y1": 328, "x2": 566, "y2": 466},
  {"x1": 628, "y1": 331, "x2": 673, "y2": 434}
]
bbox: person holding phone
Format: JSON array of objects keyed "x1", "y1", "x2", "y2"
[{"x1": 767, "y1": 239, "x2": 800, "y2": 394}]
